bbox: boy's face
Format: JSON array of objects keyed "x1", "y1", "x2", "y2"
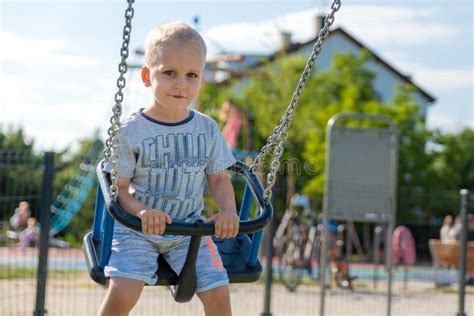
[{"x1": 142, "y1": 43, "x2": 204, "y2": 113}]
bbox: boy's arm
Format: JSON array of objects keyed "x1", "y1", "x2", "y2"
[
  {"x1": 117, "y1": 178, "x2": 171, "y2": 235},
  {"x1": 207, "y1": 171, "x2": 239, "y2": 238}
]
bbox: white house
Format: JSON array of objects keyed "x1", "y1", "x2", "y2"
[{"x1": 205, "y1": 16, "x2": 436, "y2": 116}]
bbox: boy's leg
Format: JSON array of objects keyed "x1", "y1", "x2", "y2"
[
  {"x1": 196, "y1": 285, "x2": 232, "y2": 316},
  {"x1": 101, "y1": 222, "x2": 160, "y2": 315},
  {"x1": 98, "y1": 277, "x2": 144, "y2": 316},
  {"x1": 165, "y1": 235, "x2": 231, "y2": 315}
]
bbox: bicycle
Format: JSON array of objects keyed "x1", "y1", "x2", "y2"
[
  {"x1": 273, "y1": 194, "x2": 355, "y2": 291},
  {"x1": 273, "y1": 194, "x2": 319, "y2": 292}
]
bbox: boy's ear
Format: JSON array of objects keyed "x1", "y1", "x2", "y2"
[{"x1": 141, "y1": 66, "x2": 151, "y2": 87}]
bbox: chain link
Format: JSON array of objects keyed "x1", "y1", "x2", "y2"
[
  {"x1": 251, "y1": 0, "x2": 341, "y2": 203},
  {"x1": 103, "y1": 0, "x2": 135, "y2": 201}
]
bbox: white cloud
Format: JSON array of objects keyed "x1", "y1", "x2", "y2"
[
  {"x1": 427, "y1": 115, "x2": 473, "y2": 133},
  {"x1": 379, "y1": 53, "x2": 474, "y2": 91},
  {"x1": 0, "y1": 71, "x2": 112, "y2": 151},
  {"x1": 0, "y1": 31, "x2": 98, "y2": 67},
  {"x1": 2, "y1": 99, "x2": 111, "y2": 151},
  {"x1": 414, "y1": 68, "x2": 474, "y2": 91},
  {"x1": 205, "y1": 23, "x2": 280, "y2": 55},
  {"x1": 334, "y1": 5, "x2": 456, "y2": 45},
  {"x1": 205, "y1": 5, "x2": 458, "y2": 56}
]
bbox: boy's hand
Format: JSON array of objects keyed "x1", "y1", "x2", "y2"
[
  {"x1": 137, "y1": 209, "x2": 172, "y2": 235},
  {"x1": 207, "y1": 210, "x2": 239, "y2": 238}
]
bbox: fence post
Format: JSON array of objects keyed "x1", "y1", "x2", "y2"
[
  {"x1": 261, "y1": 218, "x2": 275, "y2": 316},
  {"x1": 34, "y1": 152, "x2": 55, "y2": 316},
  {"x1": 457, "y1": 189, "x2": 469, "y2": 316}
]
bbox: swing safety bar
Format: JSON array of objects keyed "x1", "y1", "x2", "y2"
[
  {"x1": 83, "y1": 159, "x2": 273, "y2": 302},
  {"x1": 97, "y1": 160, "x2": 273, "y2": 235}
]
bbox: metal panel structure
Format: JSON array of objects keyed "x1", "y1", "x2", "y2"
[
  {"x1": 319, "y1": 113, "x2": 398, "y2": 316},
  {"x1": 326, "y1": 126, "x2": 397, "y2": 222}
]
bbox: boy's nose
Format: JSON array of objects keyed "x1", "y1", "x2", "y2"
[{"x1": 174, "y1": 76, "x2": 186, "y2": 88}]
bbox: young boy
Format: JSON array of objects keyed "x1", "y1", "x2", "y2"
[{"x1": 98, "y1": 22, "x2": 238, "y2": 316}]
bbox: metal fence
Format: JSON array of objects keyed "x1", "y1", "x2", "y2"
[
  {"x1": 0, "y1": 149, "x2": 42, "y2": 315},
  {"x1": 0, "y1": 149, "x2": 473, "y2": 315}
]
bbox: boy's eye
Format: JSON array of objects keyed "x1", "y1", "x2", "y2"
[
  {"x1": 163, "y1": 70, "x2": 175, "y2": 76},
  {"x1": 187, "y1": 72, "x2": 198, "y2": 79}
]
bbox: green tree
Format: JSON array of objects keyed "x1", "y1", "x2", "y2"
[
  {"x1": 201, "y1": 51, "x2": 437, "y2": 221},
  {"x1": 396, "y1": 128, "x2": 474, "y2": 221},
  {"x1": 0, "y1": 126, "x2": 42, "y2": 221},
  {"x1": 432, "y1": 128, "x2": 474, "y2": 191},
  {"x1": 0, "y1": 125, "x2": 35, "y2": 150}
]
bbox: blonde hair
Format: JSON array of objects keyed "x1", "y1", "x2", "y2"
[{"x1": 144, "y1": 21, "x2": 207, "y2": 67}]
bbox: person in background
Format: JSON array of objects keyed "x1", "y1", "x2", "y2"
[
  {"x1": 18, "y1": 217, "x2": 40, "y2": 248},
  {"x1": 466, "y1": 213, "x2": 474, "y2": 286},
  {"x1": 439, "y1": 214, "x2": 453, "y2": 243},
  {"x1": 9, "y1": 201, "x2": 32, "y2": 230},
  {"x1": 448, "y1": 215, "x2": 462, "y2": 241},
  {"x1": 467, "y1": 213, "x2": 474, "y2": 242}
]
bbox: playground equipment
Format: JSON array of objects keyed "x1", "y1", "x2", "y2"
[
  {"x1": 83, "y1": 0, "x2": 341, "y2": 304},
  {"x1": 392, "y1": 225, "x2": 416, "y2": 266},
  {"x1": 319, "y1": 113, "x2": 399, "y2": 316},
  {"x1": 50, "y1": 139, "x2": 102, "y2": 236}
]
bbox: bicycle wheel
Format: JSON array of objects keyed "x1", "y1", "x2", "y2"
[{"x1": 276, "y1": 238, "x2": 303, "y2": 292}]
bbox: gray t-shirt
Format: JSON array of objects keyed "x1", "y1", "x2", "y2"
[{"x1": 109, "y1": 109, "x2": 236, "y2": 220}]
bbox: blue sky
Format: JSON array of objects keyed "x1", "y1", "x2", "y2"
[{"x1": 0, "y1": 0, "x2": 472, "y2": 151}]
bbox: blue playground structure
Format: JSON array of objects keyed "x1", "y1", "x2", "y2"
[{"x1": 49, "y1": 140, "x2": 102, "y2": 236}]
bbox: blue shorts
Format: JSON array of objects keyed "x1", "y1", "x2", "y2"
[{"x1": 104, "y1": 219, "x2": 229, "y2": 292}]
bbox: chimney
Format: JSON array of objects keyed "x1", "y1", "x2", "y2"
[
  {"x1": 279, "y1": 30, "x2": 292, "y2": 50},
  {"x1": 314, "y1": 15, "x2": 326, "y2": 37}
]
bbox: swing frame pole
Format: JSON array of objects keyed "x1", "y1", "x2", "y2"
[{"x1": 34, "y1": 152, "x2": 55, "y2": 316}]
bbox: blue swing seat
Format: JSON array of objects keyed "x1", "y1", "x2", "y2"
[{"x1": 83, "y1": 160, "x2": 273, "y2": 302}]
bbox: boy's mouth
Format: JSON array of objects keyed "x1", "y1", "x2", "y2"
[{"x1": 171, "y1": 95, "x2": 186, "y2": 99}]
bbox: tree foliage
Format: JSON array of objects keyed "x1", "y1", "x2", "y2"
[
  {"x1": 199, "y1": 50, "x2": 469, "y2": 222},
  {"x1": 0, "y1": 126, "x2": 42, "y2": 221},
  {"x1": 432, "y1": 128, "x2": 474, "y2": 191}
]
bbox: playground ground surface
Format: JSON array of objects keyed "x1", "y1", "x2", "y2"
[
  {"x1": 0, "y1": 275, "x2": 472, "y2": 316},
  {"x1": 1, "y1": 247, "x2": 473, "y2": 315}
]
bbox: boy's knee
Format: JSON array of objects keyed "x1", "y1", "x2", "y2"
[
  {"x1": 99, "y1": 278, "x2": 143, "y2": 316},
  {"x1": 198, "y1": 285, "x2": 231, "y2": 313},
  {"x1": 99, "y1": 292, "x2": 138, "y2": 316},
  {"x1": 201, "y1": 285, "x2": 228, "y2": 298}
]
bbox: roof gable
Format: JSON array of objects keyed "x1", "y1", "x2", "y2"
[{"x1": 283, "y1": 27, "x2": 435, "y2": 103}]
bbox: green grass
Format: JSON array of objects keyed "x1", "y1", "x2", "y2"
[
  {"x1": 0, "y1": 266, "x2": 83, "y2": 280},
  {"x1": 0, "y1": 266, "x2": 36, "y2": 279},
  {"x1": 432, "y1": 285, "x2": 474, "y2": 295}
]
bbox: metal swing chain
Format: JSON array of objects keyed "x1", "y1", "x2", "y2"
[
  {"x1": 103, "y1": 0, "x2": 135, "y2": 201},
  {"x1": 250, "y1": 0, "x2": 341, "y2": 203},
  {"x1": 103, "y1": 0, "x2": 339, "y2": 202}
]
